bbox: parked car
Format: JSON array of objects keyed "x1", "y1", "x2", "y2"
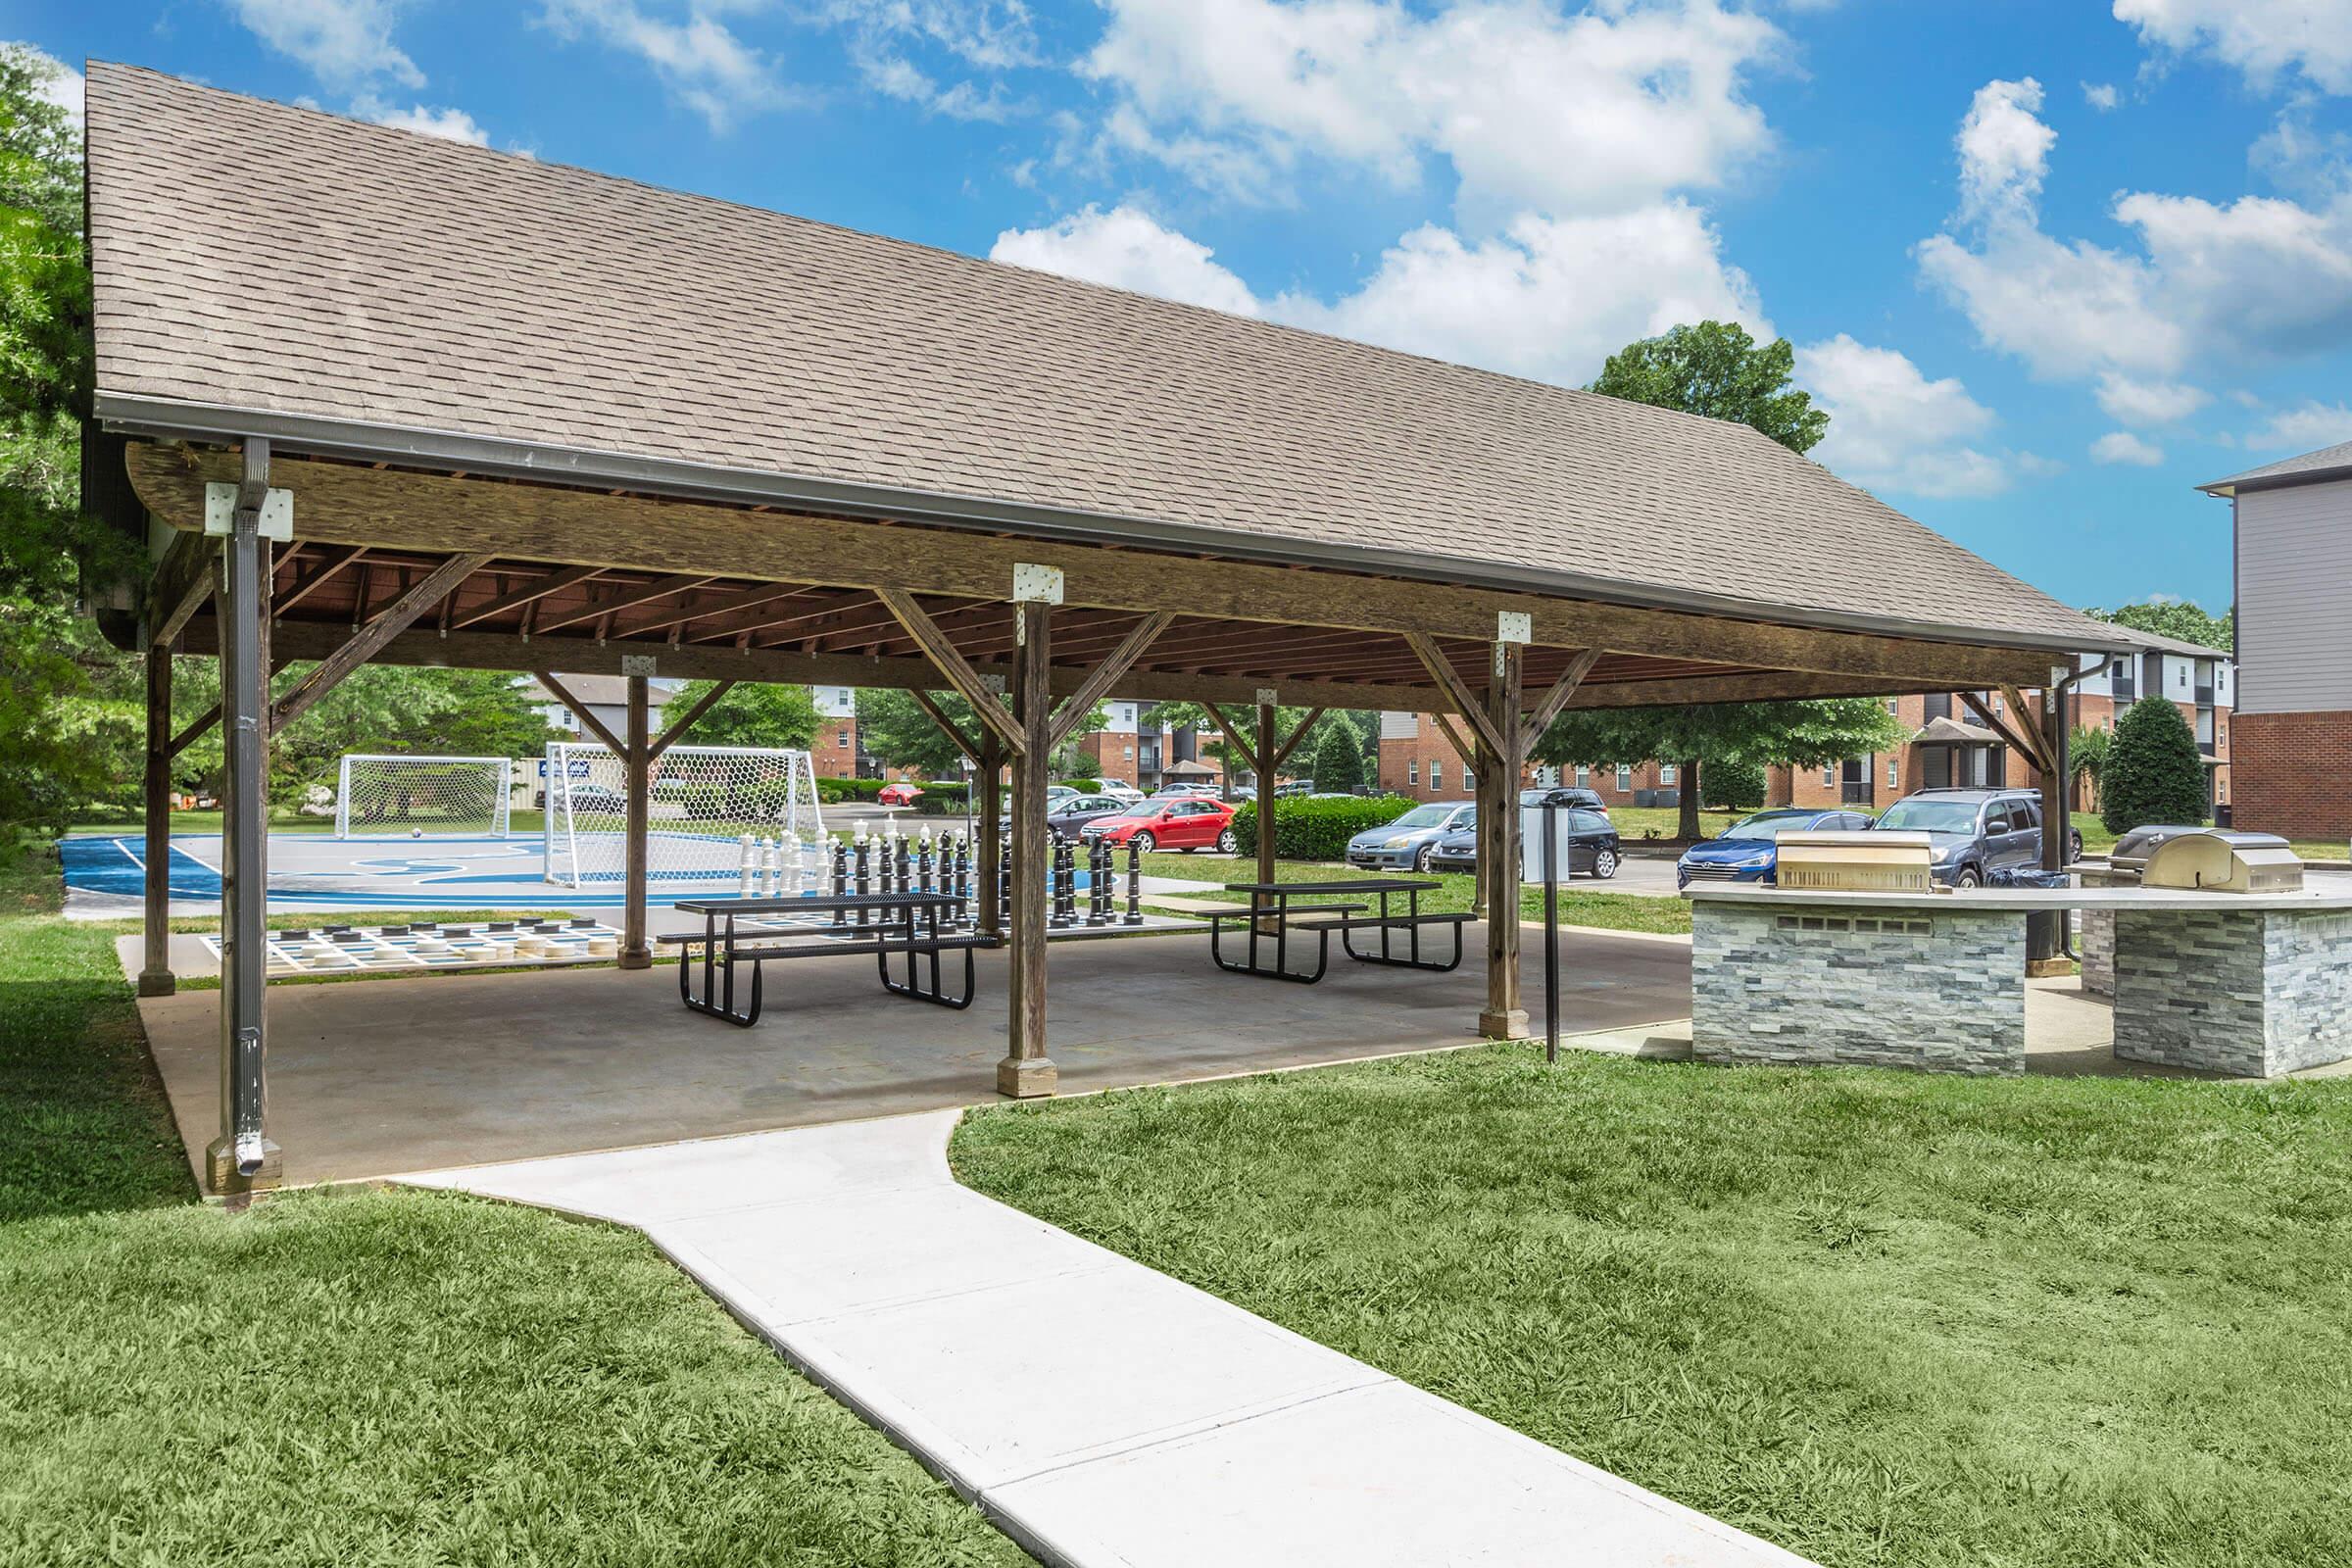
[
  {"x1": 877, "y1": 781, "x2": 924, "y2": 807},
  {"x1": 1428, "y1": 806, "x2": 1624, "y2": 879},
  {"x1": 1080, "y1": 796, "x2": 1241, "y2": 854},
  {"x1": 1676, "y1": 808, "x2": 1873, "y2": 890},
  {"x1": 1873, "y1": 788, "x2": 2082, "y2": 888},
  {"x1": 1151, "y1": 781, "x2": 1223, "y2": 799},
  {"x1": 1045, "y1": 795, "x2": 1134, "y2": 842},
  {"x1": 1092, "y1": 780, "x2": 1146, "y2": 805},
  {"x1": 1345, "y1": 800, "x2": 1475, "y2": 872},
  {"x1": 1272, "y1": 779, "x2": 1314, "y2": 798},
  {"x1": 1519, "y1": 785, "x2": 1608, "y2": 815}
]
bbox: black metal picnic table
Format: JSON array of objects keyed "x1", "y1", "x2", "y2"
[
  {"x1": 663, "y1": 892, "x2": 983, "y2": 1026},
  {"x1": 1200, "y1": 877, "x2": 1469, "y2": 983}
]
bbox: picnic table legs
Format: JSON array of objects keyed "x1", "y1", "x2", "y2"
[
  {"x1": 1208, "y1": 907, "x2": 1333, "y2": 983},
  {"x1": 876, "y1": 941, "x2": 978, "y2": 1008},
  {"x1": 678, "y1": 916, "x2": 764, "y2": 1027}
]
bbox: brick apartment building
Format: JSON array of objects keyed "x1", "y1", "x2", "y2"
[
  {"x1": 2201, "y1": 439, "x2": 2352, "y2": 841},
  {"x1": 1070, "y1": 701, "x2": 1232, "y2": 792},
  {"x1": 1376, "y1": 627, "x2": 2232, "y2": 818},
  {"x1": 808, "y1": 685, "x2": 864, "y2": 779}
]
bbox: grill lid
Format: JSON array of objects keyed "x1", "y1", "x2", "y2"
[{"x1": 2137, "y1": 829, "x2": 2302, "y2": 894}]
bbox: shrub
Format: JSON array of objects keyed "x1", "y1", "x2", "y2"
[
  {"x1": 911, "y1": 782, "x2": 972, "y2": 815},
  {"x1": 1308, "y1": 722, "x2": 1366, "y2": 794},
  {"x1": 1701, "y1": 758, "x2": 1767, "y2": 811},
  {"x1": 1059, "y1": 777, "x2": 1102, "y2": 794},
  {"x1": 2100, "y1": 699, "x2": 2209, "y2": 835},
  {"x1": 1229, "y1": 795, "x2": 1417, "y2": 860},
  {"x1": 815, "y1": 777, "x2": 888, "y2": 805}
]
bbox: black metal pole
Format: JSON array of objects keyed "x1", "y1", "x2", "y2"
[{"x1": 1542, "y1": 799, "x2": 1560, "y2": 1064}]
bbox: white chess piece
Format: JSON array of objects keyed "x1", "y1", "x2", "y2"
[
  {"x1": 760, "y1": 836, "x2": 781, "y2": 897},
  {"x1": 739, "y1": 833, "x2": 759, "y2": 896}
]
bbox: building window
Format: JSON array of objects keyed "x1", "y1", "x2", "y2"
[
  {"x1": 1616, "y1": 763, "x2": 1633, "y2": 791},
  {"x1": 1574, "y1": 765, "x2": 1590, "y2": 788},
  {"x1": 1886, "y1": 758, "x2": 1898, "y2": 789},
  {"x1": 1430, "y1": 760, "x2": 1443, "y2": 790},
  {"x1": 1408, "y1": 760, "x2": 1419, "y2": 786},
  {"x1": 1659, "y1": 762, "x2": 1677, "y2": 785},
  {"x1": 1886, "y1": 698, "x2": 1898, "y2": 714},
  {"x1": 1122, "y1": 745, "x2": 1133, "y2": 759},
  {"x1": 1463, "y1": 765, "x2": 1475, "y2": 789},
  {"x1": 2217, "y1": 726, "x2": 2226, "y2": 749},
  {"x1": 1823, "y1": 764, "x2": 1836, "y2": 786},
  {"x1": 837, "y1": 728, "x2": 851, "y2": 748}
]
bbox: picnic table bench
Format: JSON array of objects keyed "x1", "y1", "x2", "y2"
[
  {"x1": 1198, "y1": 878, "x2": 1470, "y2": 983},
  {"x1": 662, "y1": 893, "x2": 988, "y2": 1026}
]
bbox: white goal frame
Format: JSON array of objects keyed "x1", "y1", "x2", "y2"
[
  {"x1": 541, "y1": 742, "x2": 824, "y2": 888},
  {"x1": 334, "y1": 754, "x2": 514, "y2": 839}
]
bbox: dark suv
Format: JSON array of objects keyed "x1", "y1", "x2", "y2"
[{"x1": 1873, "y1": 788, "x2": 2083, "y2": 887}]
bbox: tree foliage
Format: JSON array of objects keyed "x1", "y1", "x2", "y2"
[
  {"x1": 2100, "y1": 698, "x2": 2209, "y2": 834},
  {"x1": 1308, "y1": 717, "x2": 1365, "y2": 793},
  {"x1": 857, "y1": 689, "x2": 1105, "y2": 782},
  {"x1": 269, "y1": 669, "x2": 559, "y2": 797},
  {"x1": 1537, "y1": 700, "x2": 1903, "y2": 838},
  {"x1": 2067, "y1": 722, "x2": 2112, "y2": 808},
  {"x1": 1587, "y1": 321, "x2": 1829, "y2": 456},
  {"x1": 666, "y1": 680, "x2": 820, "y2": 751},
  {"x1": 2085, "y1": 601, "x2": 2231, "y2": 653}
]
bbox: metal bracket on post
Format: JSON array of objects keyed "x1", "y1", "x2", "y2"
[
  {"x1": 205, "y1": 482, "x2": 293, "y2": 540},
  {"x1": 620, "y1": 654, "x2": 658, "y2": 679},
  {"x1": 1254, "y1": 687, "x2": 1279, "y2": 706},
  {"x1": 1011, "y1": 563, "x2": 1065, "y2": 604}
]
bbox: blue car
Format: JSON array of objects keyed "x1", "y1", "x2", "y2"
[
  {"x1": 1676, "y1": 808, "x2": 1875, "y2": 890},
  {"x1": 1345, "y1": 801, "x2": 1475, "y2": 872}
]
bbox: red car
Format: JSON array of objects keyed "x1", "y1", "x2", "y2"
[
  {"x1": 877, "y1": 781, "x2": 924, "y2": 807},
  {"x1": 1081, "y1": 796, "x2": 1240, "y2": 854}
]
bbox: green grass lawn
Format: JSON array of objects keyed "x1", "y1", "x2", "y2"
[
  {"x1": 954, "y1": 1047, "x2": 2352, "y2": 1568},
  {"x1": 0, "y1": 839, "x2": 1023, "y2": 1566}
]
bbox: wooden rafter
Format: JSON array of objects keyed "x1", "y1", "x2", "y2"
[
  {"x1": 1268, "y1": 708, "x2": 1328, "y2": 772},
  {"x1": 270, "y1": 553, "x2": 491, "y2": 731},
  {"x1": 145, "y1": 531, "x2": 215, "y2": 649},
  {"x1": 1957, "y1": 690, "x2": 2048, "y2": 773},
  {"x1": 1405, "y1": 633, "x2": 1507, "y2": 760},
  {"x1": 1200, "y1": 701, "x2": 1259, "y2": 775},
  {"x1": 1050, "y1": 612, "x2": 1171, "y2": 750},
  {"x1": 614, "y1": 580, "x2": 807, "y2": 640},
  {"x1": 273, "y1": 545, "x2": 368, "y2": 617},
  {"x1": 1429, "y1": 711, "x2": 1476, "y2": 766},
  {"x1": 1997, "y1": 683, "x2": 2058, "y2": 773},
  {"x1": 531, "y1": 571, "x2": 712, "y2": 635},
  {"x1": 533, "y1": 670, "x2": 629, "y2": 756},
  {"x1": 875, "y1": 588, "x2": 1026, "y2": 756},
  {"x1": 448, "y1": 564, "x2": 604, "y2": 630}
]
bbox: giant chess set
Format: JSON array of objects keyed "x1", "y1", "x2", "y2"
[{"x1": 199, "y1": 916, "x2": 624, "y2": 978}]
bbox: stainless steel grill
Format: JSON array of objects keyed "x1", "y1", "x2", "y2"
[
  {"x1": 2109, "y1": 826, "x2": 2302, "y2": 893},
  {"x1": 1775, "y1": 831, "x2": 1935, "y2": 893}
]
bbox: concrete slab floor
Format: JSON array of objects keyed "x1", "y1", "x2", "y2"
[{"x1": 140, "y1": 921, "x2": 1690, "y2": 1192}]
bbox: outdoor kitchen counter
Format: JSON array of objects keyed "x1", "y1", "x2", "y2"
[{"x1": 1688, "y1": 885, "x2": 2352, "y2": 1078}]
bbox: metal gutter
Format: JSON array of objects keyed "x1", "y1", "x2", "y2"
[{"x1": 97, "y1": 390, "x2": 2136, "y2": 659}]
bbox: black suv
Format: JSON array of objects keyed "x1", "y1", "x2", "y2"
[{"x1": 1873, "y1": 788, "x2": 2082, "y2": 887}]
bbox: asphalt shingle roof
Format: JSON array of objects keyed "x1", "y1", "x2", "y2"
[
  {"x1": 2203, "y1": 438, "x2": 2352, "y2": 493},
  {"x1": 85, "y1": 63, "x2": 2112, "y2": 653}
]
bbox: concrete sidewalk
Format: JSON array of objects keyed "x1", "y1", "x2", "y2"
[{"x1": 407, "y1": 1110, "x2": 1811, "y2": 1568}]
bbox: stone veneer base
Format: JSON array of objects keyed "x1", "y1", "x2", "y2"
[
  {"x1": 1692, "y1": 902, "x2": 2024, "y2": 1075},
  {"x1": 2112, "y1": 906, "x2": 2352, "y2": 1077}
]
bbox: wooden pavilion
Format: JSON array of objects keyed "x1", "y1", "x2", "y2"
[{"x1": 80, "y1": 65, "x2": 2127, "y2": 1193}]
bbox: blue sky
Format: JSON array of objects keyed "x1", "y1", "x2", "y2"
[{"x1": 20, "y1": 2, "x2": 2352, "y2": 615}]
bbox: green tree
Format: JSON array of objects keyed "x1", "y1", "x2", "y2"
[
  {"x1": 666, "y1": 680, "x2": 820, "y2": 750},
  {"x1": 1538, "y1": 700, "x2": 1903, "y2": 840},
  {"x1": 2085, "y1": 600, "x2": 2232, "y2": 653},
  {"x1": 2068, "y1": 722, "x2": 2112, "y2": 809},
  {"x1": 267, "y1": 667, "x2": 560, "y2": 799},
  {"x1": 1308, "y1": 717, "x2": 1365, "y2": 793},
  {"x1": 1588, "y1": 320, "x2": 1829, "y2": 456},
  {"x1": 1700, "y1": 757, "x2": 1768, "y2": 811},
  {"x1": 857, "y1": 688, "x2": 1104, "y2": 782},
  {"x1": 0, "y1": 44, "x2": 130, "y2": 837},
  {"x1": 2100, "y1": 698, "x2": 2208, "y2": 834}
]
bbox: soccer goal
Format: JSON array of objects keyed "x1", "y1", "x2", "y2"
[
  {"x1": 334, "y1": 755, "x2": 514, "y2": 839},
  {"x1": 542, "y1": 743, "x2": 825, "y2": 887}
]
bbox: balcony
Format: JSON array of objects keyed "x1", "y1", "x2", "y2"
[{"x1": 2194, "y1": 686, "x2": 2215, "y2": 707}]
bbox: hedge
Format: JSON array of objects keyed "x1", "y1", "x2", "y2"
[
  {"x1": 814, "y1": 777, "x2": 888, "y2": 804},
  {"x1": 2101, "y1": 697, "x2": 2208, "y2": 834},
  {"x1": 1227, "y1": 795, "x2": 1418, "y2": 860}
]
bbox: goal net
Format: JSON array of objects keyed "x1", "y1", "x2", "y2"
[
  {"x1": 334, "y1": 755, "x2": 514, "y2": 839},
  {"x1": 542, "y1": 743, "x2": 825, "y2": 887}
]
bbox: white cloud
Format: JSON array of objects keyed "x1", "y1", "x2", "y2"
[
  {"x1": 2251, "y1": 95, "x2": 2352, "y2": 201},
  {"x1": 2091, "y1": 429, "x2": 2165, "y2": 466},
  {"x1": 2094, "y1": 372, "x2": 2209, "y2": 425},
  {"x1": 990, "y1": 205, "x2": 1262, "y2": 315},
  {"x1": 991, "y1": 199, "x2": 1766, "y2": 388},
  {"x1": 540, "y1": 0, "x2": 791, "y2": 128},
  {"x1": 355, "y1": 98, "x2": 492, "y2": 145},
  {"x1": 2243, "y1": 399, "x2": 2352, "y2": 450},
  {"x1": 1082, "y1": 0, "x2": 1786, "y2": 215},
  {"x1": 5, "y1": 41, "x2": 81, "y2": 125},
  {"x1": 2114, "y1": 0, "x2": 2352, "y2": 96},
  {"x1": 2082, "y1": 79, "x2": 2120, "y2": 111},
  {"x1": 819, "y1": 0, "x2": 1038, "y2": 119},
  {"x1": 230, "y1": 0, "x2": 423, "y2": 88},
  {"x1": 1954, "y1": 76, "x2": 2054, "y2": 225},
  {"x1": 1919, "y1": 75, "x2": 2352, "y2": 381},
  {"x1": 1794, "y1": 334, "x2": 2023, "y2": 499}
]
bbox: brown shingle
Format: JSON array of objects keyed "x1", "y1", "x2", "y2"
[{"x1": 86, "y1": 63, "x2": 2108, "y2": 651}]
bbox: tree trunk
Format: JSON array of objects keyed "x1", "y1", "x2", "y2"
[{"x1": 1678, "y1": 758, "x2": 1702, "y2": 841}]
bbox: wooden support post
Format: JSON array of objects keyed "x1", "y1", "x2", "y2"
[
  {"x1": 999, "y1": 599, "x2": 1055, "y2": 1098},
  {"x1": 2029, "y1": 682, "x2": 2071, "y2": 976},
  {"x1": 620, "y1": 674, "x2": 652, "y2": 970},
  {"x1": 206, "y1": 439, "x2": 279, "y2": 1194},
  {"x1": 138, "y1": 644, "x2": 174, "y2": 997},
  {"x1": 1480, "y1": 640, "x2": 1528, "y2": 1040},
  {"x1": 977, "y1": 730, "x2": 1004, "y2": 941}
]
